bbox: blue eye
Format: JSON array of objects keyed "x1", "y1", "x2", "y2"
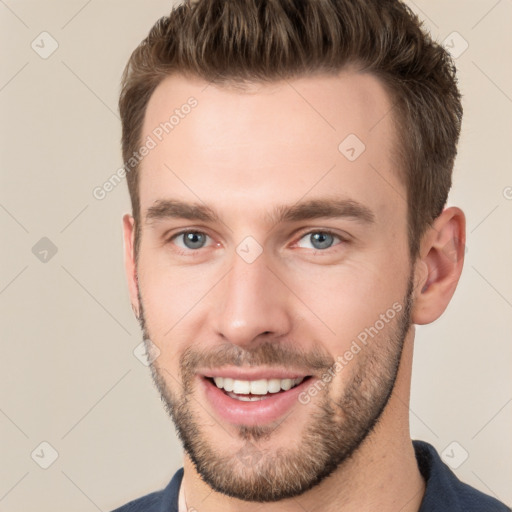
[
  {"x1": 173, "y1": 231, "x2": 210, "y2": 250},
  {"x1": 296, "y1": 231, "x2": 341, "y2": 250},
  {"x1": 168, "y1": 229, "x2": 345, "y2": 255}
]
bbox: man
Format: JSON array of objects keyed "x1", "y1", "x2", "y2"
[{"x1": 113, "y1": 0, "x2": 509, "y2": 511}]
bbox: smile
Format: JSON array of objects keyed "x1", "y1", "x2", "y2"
[
  {"x1": 199, "y1": 370, "x2": 314, "y2": 425},
  {"x1": 209, "y1": 376, "x2": 306, "y2": 401}
]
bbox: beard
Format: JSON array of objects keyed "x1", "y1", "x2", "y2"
[{"x1": 136, "y1": 275, "x2": 414, "y2": 503}]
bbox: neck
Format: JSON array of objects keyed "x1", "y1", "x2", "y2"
[{"x1": 179, "y1": 330, "x2": 425, "y2": 512}]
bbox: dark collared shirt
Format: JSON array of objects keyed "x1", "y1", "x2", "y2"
[{"x1": 112, "y1": 440, "x2": 510, "y2": 511}]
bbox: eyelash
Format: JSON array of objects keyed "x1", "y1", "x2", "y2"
[{"x1": 166, "y1": 228, "x2": 348, "y2": 256}]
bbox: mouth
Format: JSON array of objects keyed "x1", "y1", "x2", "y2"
[
  {"x1": 199, "y1": 370, "x2": 314, "y2": 426},
  {"x1": 206, "y1": 376, "x2": 309, "y2": 401}
]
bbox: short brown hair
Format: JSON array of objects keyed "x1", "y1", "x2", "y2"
[{"x1": 119, "y1": 0, "x2": 462, "y2": 259}]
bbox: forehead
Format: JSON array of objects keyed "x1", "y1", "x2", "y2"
[{"x1": 138, "y1": 70, "x2": 404, "y2": 223}]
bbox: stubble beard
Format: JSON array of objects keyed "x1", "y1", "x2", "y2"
[{"x1": 137, "y1": 277, "x2": 414, "y2": 502}]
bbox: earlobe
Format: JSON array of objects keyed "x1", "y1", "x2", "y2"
[
  {"x1": 122, "y1": 214, "x2": 140, "y2": 319},
  {"x1": 411, "y1": 207, "x2": 466, "y2": 325}
]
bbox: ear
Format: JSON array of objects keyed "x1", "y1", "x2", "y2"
[
  {"x1": 411, "y1": 206, "x2": 466, "y2": 325},
  {"x1": 122, "y1": 214, "x2": 140, "y2": 319}
]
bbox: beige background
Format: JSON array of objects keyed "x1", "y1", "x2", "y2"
[{"x1": 0, "y1": 1, "x2": 511, "y2": 510}]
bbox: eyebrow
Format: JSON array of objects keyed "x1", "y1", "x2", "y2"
[{"x1": 145, "y1": 198, "x2": 375, "y2": 226}]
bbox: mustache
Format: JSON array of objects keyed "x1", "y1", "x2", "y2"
[
  {"x1": 178, "y1": 340, "x2": 335, "y2": 380},
  {"x1": 137, "y1": 276, "x2": 332, "y2": 377}
]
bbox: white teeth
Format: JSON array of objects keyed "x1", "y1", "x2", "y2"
[
  {"x1": 232, "y1": 380, "x2": 250, "y2": 394},
  {"x1": 250, "y1": 379, "x2": 268, "y2": 395},
  {"x1": 211, "y1": 376, "x2": 305, "y2": 395},
  {"x1": 280, "y1": 378, "x2": 293, "y2": 391},
  {"x1": 223, "y1": 377, "x2": 234, "y2": 392},
  {"x1": 226, "y1": 392, "x2": 271, "y2": 402},
  {"x1": 267, "y1": 379, "x2": 282, "y2": 393}
]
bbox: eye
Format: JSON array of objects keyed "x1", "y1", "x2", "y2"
[
  {"x1": 296, "y1": 230, "x2": 343, "y2": 250},
  {"x1": 171, "y1": 231, "x2": 212, "y2": 250}
]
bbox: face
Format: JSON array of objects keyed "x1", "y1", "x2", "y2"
[{"x1": 125, "y1": 71, "x2": 415, "y2": 502}]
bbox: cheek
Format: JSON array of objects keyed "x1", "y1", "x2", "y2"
[
  {"x1": 286, "y1": 258, "x2": 408, "y2": 351},
  {"x1": 137, "y1": 252, "x2": 213, "y2": 350}
]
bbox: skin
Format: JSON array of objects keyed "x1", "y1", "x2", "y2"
[{"x1": 122, "y1": 70, "x2": 466, "y2": 512}]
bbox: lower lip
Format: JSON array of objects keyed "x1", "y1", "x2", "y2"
[{"x1": 200, "y1": 377, "x2": 313, "y2": 426}]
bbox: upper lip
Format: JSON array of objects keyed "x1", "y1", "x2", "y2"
[{"x1": 199, "y1": 367, "x2": 312, "y2": 381}]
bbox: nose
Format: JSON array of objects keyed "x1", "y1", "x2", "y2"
[{"x1": 211, "y1": 248, "x2": 293, "y2": 349}]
